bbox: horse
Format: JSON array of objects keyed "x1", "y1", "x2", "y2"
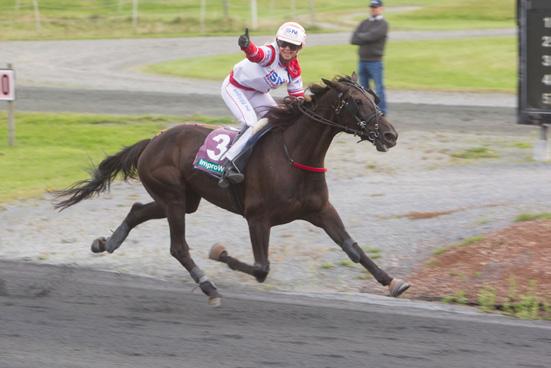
[{"x1": 55, "y1": 74, "x2": 409, "y2": 306}]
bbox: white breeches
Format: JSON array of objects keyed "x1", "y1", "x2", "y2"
[
  {"x1": 221, "y1": 117, "x2": 270, "y2": 161},
  {"x1": 221, "y1": 76, "x2": 276, "y2": 161},
  {"x1": 221, "y1": 76, "x2": 277, "y2": 129}
]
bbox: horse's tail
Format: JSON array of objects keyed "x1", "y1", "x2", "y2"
[{"x1": 54, "y1": 138, "x2": 151, "y2": 211}]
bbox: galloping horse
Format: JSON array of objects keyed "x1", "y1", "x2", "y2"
[{"x1": 55, "y1": 74, "x2": 409, "y2": 306}]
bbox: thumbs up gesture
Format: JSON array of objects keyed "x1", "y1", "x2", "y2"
[{"x1": 238, "y1": 28, "x2": 250, "y2": 48}]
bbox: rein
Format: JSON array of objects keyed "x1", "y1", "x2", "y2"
[{"x1": 280, "y1": 79, "x2": 383, "y2": 174}]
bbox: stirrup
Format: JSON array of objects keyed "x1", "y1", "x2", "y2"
[
  {"x1": 217, "y1": 176, "x2": 230, "y2": 189},
  {"x1": 217, "y1": 162, "x2": 244, "y2": 188},
  {"x1": 226, "y1": 169, "x2": 244, "y2": 184}
]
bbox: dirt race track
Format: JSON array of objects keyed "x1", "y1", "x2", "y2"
[{"x1": 1, "y1": 97, "x2": 549, "y2": 298}]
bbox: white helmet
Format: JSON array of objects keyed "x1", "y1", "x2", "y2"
[{"x1": 276, "y1": 22, "x2": 306, "y2": 46}]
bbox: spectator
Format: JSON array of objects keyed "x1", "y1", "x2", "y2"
[{"x1": 351, "y1": 0, "x2": 388, "y2": 115}]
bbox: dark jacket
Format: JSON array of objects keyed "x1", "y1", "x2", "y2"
[{"x1": 350, "y1": 16, "x2": 388, "y2": 61}]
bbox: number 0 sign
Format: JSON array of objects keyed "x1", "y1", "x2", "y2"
[{"x1": 0, "y1": 69, "x2": 15, "y2": 101}]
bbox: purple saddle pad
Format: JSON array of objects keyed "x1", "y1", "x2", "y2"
[{"x1": 193, "y1": 127, "x2": 239, "y2": 178}]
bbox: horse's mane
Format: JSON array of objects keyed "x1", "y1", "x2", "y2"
[{"x1": 266, "y1": 75, "x2": 354, "y2": 130}]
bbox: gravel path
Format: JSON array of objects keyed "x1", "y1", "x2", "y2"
[
  {"x1": 1, "y1": 29, "x2": 515, "y2": 105},
  {"x1": 1, "y1": 113, "x2": 548, "y2": 295},
  {"x1": 2, "y1": 29, "x2": 548, "y2": 297}
]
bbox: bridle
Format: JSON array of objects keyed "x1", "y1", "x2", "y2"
[
  {"x1": 282, "y1": 79, "x2": 384, "y2": 173},
  {"x1": 296, "y1": 80, "x2": 384, "y2": 144}
]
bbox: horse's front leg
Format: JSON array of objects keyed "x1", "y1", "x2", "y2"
[
  {"x1": 304, "y1": 203, "x2": 410, "y2": 297},
  {"x1": 166, "y1": 200, "x2": 221, "y2": 306},
  {"x1": 209, "y1": 219, "x2": 271, "y2": 283}
]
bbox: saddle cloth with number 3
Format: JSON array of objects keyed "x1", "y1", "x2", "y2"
[{"x1": 193, "y1": 126, "x2": 240, "y2": 179}]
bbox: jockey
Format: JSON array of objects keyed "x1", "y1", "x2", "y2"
[{"x1": 218, "y1": 22, "x2": 306, "y2": 188}]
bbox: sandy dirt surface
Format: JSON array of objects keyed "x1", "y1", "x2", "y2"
[
  {"x1": 1, "y1": 104, "x2": 549, "y2": 302},
  {"x1": 1, "y1": 31, "x2": 549, "y2": 308}
]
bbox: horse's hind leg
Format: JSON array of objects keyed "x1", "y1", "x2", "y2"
[
  {"x1": 91, "y1": 201, "x2": 165, "y2": 253},
  {"x1": 305, "y1": 203, "x2": 410, "y2": 297},
  {"x1": 209, "y1": 219, "x2": 271, "y2": 283}
]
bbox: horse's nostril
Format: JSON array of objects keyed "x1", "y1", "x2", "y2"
[{"x1": 384, "y1": 132, "x2": 397, "y2": 142}]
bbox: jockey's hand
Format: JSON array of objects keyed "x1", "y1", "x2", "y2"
[{"x1": 238, "y1": 28, "x2": 250, "y2": 48}]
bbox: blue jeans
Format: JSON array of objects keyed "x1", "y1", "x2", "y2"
[{"x1": 358, "y1": 60, "x2": 387, "y2": 115}]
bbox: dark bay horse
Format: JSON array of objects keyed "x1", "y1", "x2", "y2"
[{"x1": 55, "y1": 74, "x2": 409, "y2": 306}]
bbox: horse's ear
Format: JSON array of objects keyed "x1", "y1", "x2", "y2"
[
  {"x1": 351, "y1": 72, "x2": 358, "y2": 82},
  {"x1": 322, "y1": 78, "x2": 346, "y2": 92},
  {"x1": 321, "y1": 78, "x2": 333, "y2": 87}
]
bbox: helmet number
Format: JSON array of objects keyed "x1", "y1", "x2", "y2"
[{"x1": 207, "y1": 133, "x2": 231, "y2": 161}]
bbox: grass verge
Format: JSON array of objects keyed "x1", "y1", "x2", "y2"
[
  {"x1": 145, "y1": 36, "x2": 516, "y2": 93},
  {"x1": 0, "y1": 0, "x2": 514, "y2": 40},
  {"x1": 0, "y1": 112, "x2": 231, "y2": 203}
]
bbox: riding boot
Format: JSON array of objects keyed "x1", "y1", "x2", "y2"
[
  {"x1": 216, "y1": 119, "x2": 271, "y2": 189},
  {"x1": 217, "y1": 160, "x2": 244, "y2": 188}
]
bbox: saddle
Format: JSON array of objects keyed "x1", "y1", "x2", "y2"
[{"x1": 193, "y1": 121, "x2": 272, "y2": 180}]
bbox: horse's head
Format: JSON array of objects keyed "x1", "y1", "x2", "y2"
[{"x1": 321, "y1": 73, "x2": 398, "y2": 152}]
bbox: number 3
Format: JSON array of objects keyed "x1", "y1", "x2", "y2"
[{"x1": 207, "y1": 134, "x2": 231, "y2": 160}]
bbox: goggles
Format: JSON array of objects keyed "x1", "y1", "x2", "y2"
[{"x1": 277, "y1": 39, "x2": 302, "y2": 51}]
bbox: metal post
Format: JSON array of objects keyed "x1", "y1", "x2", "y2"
[
  {"x1": 251, "y1": 0, "x2": 258, "y2": 30},
  {"x1": 533, "y1": 123, "x2": 550, "y2": 161},
  {"x1": 223, "y1": 0, "x2": 229, "y2": 20},
  {"x1": 7, "y1": 100, "x2": 15, "y2": 147},
  {"x1": 32, "y1": 0, "x2": 41, "y2": 33},
  {"x1": 309, "y1": 0, "x2": 316, "y2": 24},
  {"x1": 132, "y1": 0, "x2": 138, "y2": 30},
  {"x1": 6, "y1": 63, "x2": 15, "y2": 147},
  {"x1": 199, "y1": 0, "x2": 206, "y2": 33}
]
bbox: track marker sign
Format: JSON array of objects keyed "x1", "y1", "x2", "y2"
[
  {"x1": 0, "y1": 69, "x2": 15, "y2": 101},
  {"x1": 518, "y1": 0, "x2": 551, "y2": 125},
  {"x1": 1, "y1": 65, "x2": 16, "y2": 146}
]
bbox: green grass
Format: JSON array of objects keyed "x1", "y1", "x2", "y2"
[
  {"x1": 338, "y1": 259, "x2": 356, "y2": 268},
  {"x1": 0, "y1": 0, "x2": 515, "y2": 40},
  {"x1": 320, "y1": 262, "x2": 335, "y2": 270},
  {"x1": 0, "y1": 112, "x2": 230, "y2": 202},
  {"x1": 387, "y1": 0, "x2": 515, "y2": 30},
  {"x1": 450, "y1": 147, "x2": 499, "y2": 159},
  {"x1": 432, "y1": 236, "x2": 485, "y2": 256},
  {"x1": 145, "y1": 36, "x2": 516, "y2": 93},
  {"x1": 442, "y1": 290, "x2": 469, "y2": 305},
  {"x1": 515, "y1": 213, "x2": 551, "y2": 222}
]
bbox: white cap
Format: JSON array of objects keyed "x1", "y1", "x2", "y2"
[{"x1": 276, "y1": 22, "x2": 306, "y2": 46}]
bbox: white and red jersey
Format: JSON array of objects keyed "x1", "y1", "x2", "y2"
[{"x1": 229, "y1": 41, "x2": 304, "y2": 98}]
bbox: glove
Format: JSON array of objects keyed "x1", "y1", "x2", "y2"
[{"x1": 238, "y1": 28, "x2": 250, "y2": 49}]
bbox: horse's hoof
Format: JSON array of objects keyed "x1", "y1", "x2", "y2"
[
  {"x1": 389, "y1": 278, "x2": 410, "y2": 297},
  {"x1": 91, "y1": 237, "x2": 107, "y2": 253},
  {"x1": 209, "y1": 243, "x2": 227, "y2": 261},
  {"x1": 208, "y1": 297, "x2": 222, "y2": 307}
]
